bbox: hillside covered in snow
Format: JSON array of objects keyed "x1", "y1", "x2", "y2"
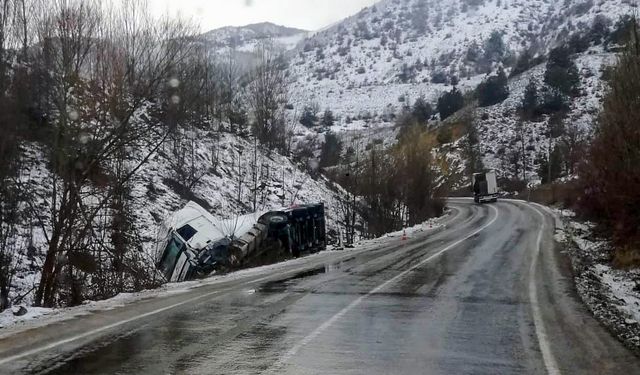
[
  {"x1": 10, "y1": 124, "x2": 346, "y2": 307},
  {"x1": 288, "y1": 0, "x2": 634, "y2": 116},
  {"x1": 279, "y1": 0, "x2": 636, "y2": 185}
]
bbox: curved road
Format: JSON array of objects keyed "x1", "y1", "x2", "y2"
[{"x1": 0, "y1": 199, "x2": 638, "y2": 374}]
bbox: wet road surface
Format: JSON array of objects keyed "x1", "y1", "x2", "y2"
[{"x1": 0, "y1": 199, "x2": 638, "y2": 374}]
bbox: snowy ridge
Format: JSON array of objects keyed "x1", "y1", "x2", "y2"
[
  {"x1": 286, "y1": 0, "x2": 635, "y2": 124},
  {"x1": 202, "y1": 22, "x2": 308, "y2": 53}
]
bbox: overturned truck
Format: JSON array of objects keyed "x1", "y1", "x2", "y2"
[{"x1": 155, "y1": 202, "x2": 326, "y2": 282}]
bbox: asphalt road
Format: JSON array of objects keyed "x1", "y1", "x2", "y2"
[{"x1": 0, "y1": 199, "x2": 638, "y2": 374}]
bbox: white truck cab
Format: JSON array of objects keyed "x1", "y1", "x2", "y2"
[{"x1": 155, "y1": 202, "x2": 266, "y2": 282}]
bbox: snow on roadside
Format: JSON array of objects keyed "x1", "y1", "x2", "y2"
[
  {"x1": 0, "y1": 210, "x2": 452, "y2": 337},
  {"x1": 0, "y1": 307, "x2": 52, "y2": 331},
  {"x1": 596, "y1": 264, "x2": 640, "y2": 325},
  {"x1": 381, "y1": 212, "x2": 447, "y2": 239},
  {"x1": 554, "y1": 209, "x2": 640, "y2": 352}
]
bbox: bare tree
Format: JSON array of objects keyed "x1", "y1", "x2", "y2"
[
  {"x1": 0, "y1": 0, "x2": 39, "y2": 310},
  {"x1": 28, "y1": 0, "x2": 200, "y2": 307},
  {"x1": 29, "y1": 0, "x2": 103, "y2": 307},
  {"x1": 247, "y1": 42, "x2": 289, "y2": 151},
  {"x1": 335, "y1": 139, "x2": 362, "y2": 246}
]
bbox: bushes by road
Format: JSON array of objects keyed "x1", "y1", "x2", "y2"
[{"x1": 579, "y1": 23, "x2": 640, "y2": 268}]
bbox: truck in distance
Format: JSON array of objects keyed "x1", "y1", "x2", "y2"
[{"x1": 472, "y1": 170, "x2": 499, "y2": 204}]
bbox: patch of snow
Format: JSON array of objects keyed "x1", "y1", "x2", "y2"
[
  {"x1": 0, "y1": 307, "x2": 53, "y2": 330},
  {"x1": 596, "y1": 264, "x2": 640, "y2": 324}
]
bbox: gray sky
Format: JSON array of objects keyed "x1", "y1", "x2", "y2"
[{"x1": 150, "y1": 0, "x2": 379, "y2": 31}]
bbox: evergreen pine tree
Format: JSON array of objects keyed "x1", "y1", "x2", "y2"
[
  {"x1": 437, "y1": 87, "x2": 464, "y2": 120},
  {"x1": 544, "y1": 46, "x2": 580, "y2": 97}
]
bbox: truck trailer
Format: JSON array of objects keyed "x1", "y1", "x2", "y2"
[{"x1": 472, "y1": 170, "x2": 499, "y2": 203}]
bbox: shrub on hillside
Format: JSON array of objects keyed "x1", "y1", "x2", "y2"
[
  {"x1": 538, "y1": 87, "x2": 570, "y2": 114},
  {"x1": 608, "y1": 15, "x2": 636, "y2": 46},
  {"x1": 431, "y1": 70, "x2": 449, "y2": 84},
  {"x1": 319, "y1": 132, "x2": 342, "y2": 168},
  {"x1": 477, "y1": 68, "x2": 509, "y2": 107},
  {"x1": 321, "y1": 109, "x2": 335, "y2": 128},
  {"x1": 568, "y1": 33, "x2": 590, "y2": 54},
  {"x1": 590, "y1": 14, "x2": 612, "y2": 46},
  {"x1": 437, "y1": 87, "x2": 464, "y2": 120},
  {"x1": 484, "y1": 30, "x2": 505, "y2": 64},
  {"x1": 544, "y1": 46, "x2": 580, "y2": 97},
  {"x1": 579, "y1": 24, "x2": 640, "y2": 266},
  {"x1": 412, "y1": 96, "x2": 433, "y2": 123},
  {"x1": 299, "y1": 104, "x2": 319, "y2": 127},
  {"x1": 398, "y1": 63, "x2": 416, "y2": 83},
  {"x1": 520, "y1": 79, "x2": 539, "y2": 118}
]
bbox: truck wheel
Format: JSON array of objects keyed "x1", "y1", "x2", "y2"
[{"x1": 268, "y1": 214, "x2": 288, "y2": 225}]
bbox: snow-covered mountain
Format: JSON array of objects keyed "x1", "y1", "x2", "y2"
[
  {"x1": 202, "y1": 22, "x2": 308, "y2": 53},
  {"x1": 286, "y1": 0, "x2": 634, "y2": 124},
  {"x1": 277, "y1": 0, "x2": 636, "y2": 184}
]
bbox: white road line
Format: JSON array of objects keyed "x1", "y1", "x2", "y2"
[
  {"x1": 249, "y1": 206, "x2": 463, "y2": 288},
  {"x1": 0, "y1": 211, "x2": 458, "y2": 368},
  {"x1": 0, "y1": 206, "x2": 460, "y2": 366},
  {"x1": 272, "y1": 204, "x2": 500, "y2": 367},
  {"x1": 0, "y1": 202, "x2": 477, "y2": 368},
  {"x1": 0, "y1": 290, "x2": 223, "y2": 366},
  {"x1": 527, "y1": 204, "x2": 562, "y2": 375}
]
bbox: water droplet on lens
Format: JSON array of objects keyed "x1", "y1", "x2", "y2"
[
  {"x1": 168, "y1": 78, "x2": 180, "y2": 88},
  {"x1": 68, "y1": 109, "x2": 79, "y2": 121}
]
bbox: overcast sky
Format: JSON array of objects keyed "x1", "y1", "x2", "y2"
[{"x1": 149, "y1": 0, "x2": 379, "y2": 32}]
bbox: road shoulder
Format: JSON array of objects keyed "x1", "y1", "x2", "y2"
[
  {"x1": 553, "y1": 209, "x2": 640, "y2": 355},
  {"x1": 529, "y1": 202, "x2": 640, "y2": 373}
]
